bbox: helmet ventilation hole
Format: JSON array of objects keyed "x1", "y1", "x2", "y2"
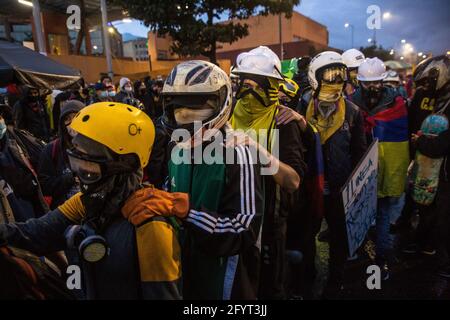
[
  {"x1": 127, "y1": 107, "x2": 133, "y2": 112},
  {"x1": 82, "y1": 115, "x2": 90, "y2": 122},
  {"x1": 109, "y1": 104, "x2": 115, "y2": 107}
]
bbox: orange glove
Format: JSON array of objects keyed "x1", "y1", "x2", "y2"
[{"x1": 121, "y1": 187, "x2": 189, "y2": 226}]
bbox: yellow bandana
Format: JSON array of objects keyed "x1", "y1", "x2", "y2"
[{"x1": 306, "y1": 97, "x2": 346, "y2": 144}]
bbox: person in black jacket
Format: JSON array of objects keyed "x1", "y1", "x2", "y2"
[
  {"x1": 298, "y1": 51, "x2": 367, "y2": 298},
  {"x1": 38, "y1": 100, "x2": 84, "y2": 210},
  {"x1": 0, "y1": 105, "x2": 48, "y2": 221},
  {"x1": 411, "y1": 56, "x2": 450, "y2": 294},
  {"x1": 13, "y1": 86, "x2": 51, "y2": 142},
  {"x1": 230, "y1": 46, "x2": 305, "y2": 299}
]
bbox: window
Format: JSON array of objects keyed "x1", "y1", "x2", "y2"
[
  {"x1": 157, "y1": 49, "x2": 168, "y2": 60},
  {"x1": 11, "y1": 24, "x2": 32, "y2": 42}
]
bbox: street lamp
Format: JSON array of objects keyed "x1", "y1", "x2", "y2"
[
  {"x1": 344, "y1": 23, "x2": 354, "y2": 48},
  {"x1": 383, "y1": 12, "x2": 391, "y2": 20},
  {"x1": 400, "y1": 56, "x2": 404, "y2": 60},
  {"x1": 368, "y1": 38, "x2": 372, "y2": 43},
  {"x1": 401, "y1": 39, "x2": 406, "y2": 44},
  {"x1": 108, "y1": 27, "x2": 115, "y2": 34},
  {"x1": 418, "y1": 52, "x2": 423, "y2": 57}
]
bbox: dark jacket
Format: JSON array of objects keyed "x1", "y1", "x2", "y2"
[
  {"x1": 13, "y1": 88, "x2": 50, "y2": 142},
  {"x1": 416, "y1": 97, "x2": 450, "y2": 186},
  {"x1": 0, "y1": 190, "x2": 183, "y2": 300},
  {"x1": 0, "y1": 133, "x2": 48, "y2": 221},
  {"x1": 299, "y1": 93, "x2": 367, "y2": 193},
  {"x1": 145, "y1": 118, "x2": 169, "y2": 188},
  {"x1": 38, "y1": 101, "x2": 83, "y2": 209},
  {"x1": 169, "y1": 143, "x2": 264, "y2": 300}
]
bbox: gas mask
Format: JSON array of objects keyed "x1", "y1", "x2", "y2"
[
  {"x1": 65, "y1": 223, "x2": 109, "y2": 263},
  {"x1": 361, "y1": 81, "x2": 384, "y2": 109}
]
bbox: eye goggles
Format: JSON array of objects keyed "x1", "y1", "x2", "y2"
[
  {"x1": 67, "y1": 148, "x2": 135, "y2": 185},
  {"x1": 321, "y1": 67, "x2": 348, "y2": 84},
  {"x1": 279, "y1": 79, "x2": 299, "y2": 98},
  {"x1": 67, "y1": 148, "x2": 107, "y2": 184}
]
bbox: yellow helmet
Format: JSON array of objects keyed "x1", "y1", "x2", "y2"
[
  {"x1": 69, "y1": 102, "x2": 155, "y2": 168},
  {"x1": 279, "y1": 78, "x2": 299, "y2": 98}
]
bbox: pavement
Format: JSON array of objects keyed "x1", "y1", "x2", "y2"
[{"x1": 312, "y1": 223, "x2": 450, "y2": 300}]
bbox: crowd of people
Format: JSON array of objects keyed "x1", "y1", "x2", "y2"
[{"x1": 0, "y1": 45, "x2": 449, "y2": 300}]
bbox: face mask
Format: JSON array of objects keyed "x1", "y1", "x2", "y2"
[
  {"x1": 317, "y1": 83, "x2": 343, "y2": 102},
  {"x1": 0, "y1": 119, "x2": 7, "y2": 139},
  {"x1": 124, "y1": 86, "x2": 133, "y2": 93},
  {"x1": 361, "y1": 82, "x2": 383, "y2": 108},
  {"x1": 108, "y1": 91, "x2": 116, "y2": 97},
  {"x1": 100, "y1": 91, "x2": 108, "y2": 98},
  {"x1": 174, "y1": 108, "x2": 214, "y2": 125}
]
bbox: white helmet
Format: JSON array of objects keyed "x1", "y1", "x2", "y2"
[
  {"x1": 342, "y1": 49, "x2": 365, "y2": 69},
  {"x1": 384, "y1": 70, "x2": 401, "y2": 83},
  {"x1": 161, "y1": 60, "x2": 232, "y2": 135},
  {"x1": 232, "y1": 46, "x2": 283, "y2": 80},
  {"x1": 308, "y1": 51, "x2": 346, "y2": 91},
  {"x1": 357, "y1": 57, "x2": 387, "y2": 82}
]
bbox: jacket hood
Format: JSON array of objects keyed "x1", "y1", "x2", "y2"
[{"x1": 59, "y1": 100, "x2": 84, "y2": 131}]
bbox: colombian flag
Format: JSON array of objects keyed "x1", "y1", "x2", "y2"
[{"x1": 365, "y1": 97, "x2": 410, "y2": 197}]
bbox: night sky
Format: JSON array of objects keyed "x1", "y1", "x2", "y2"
[{"x1": 115, "y1": 0, "x2": 450, "y2": 56}]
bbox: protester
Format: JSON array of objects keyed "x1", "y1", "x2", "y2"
[
  {"x1": 0, "y1": 104, "x2": 48, "y2": 221},
  {"x1": 407, "y1": 56, "x2": 450, "y2": 278},
  {"x1": 161, "y1": 60, "x2": 265, "y2": 299},
  {"x1": 114, "y1": 77, "x2": 143, "y2": 109},
  {"x1": 148, "y1": 76, "x2": 164, "y2": 119},
  {"x1": 292, "y1": 56, "x2": 312, "y2": 96},
  {"x1": 384, "y1": 70, "x2": 408, "y2": 98},
  {"x1": 231, "y1": 46, "x2": 305, "y2": 299},
  {"x1": 352, "y1": 58, "x2": 410, "y2": 280},
  {"x1": 342, "y1": 48, "x2": 365, "y2": 100},
  {"x1": 38, "y1": 100, "x2": 85, "y2": 209},
  {"x1": 0, "y1": 102, "x2": 190, "y2": 299},
  {"x1": 134, "y1": 80, "x2": 153, "y2": 116},
  {"x1": 13, "y1": 86, "x2": 51, "y2": 142},
  {"x1": 297, "y1": 51, "x2": 367, "y2": 297}
]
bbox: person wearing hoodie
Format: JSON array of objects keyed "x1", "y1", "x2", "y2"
[
  {"x1": 13, "y1": 86, "x2": 51, "y2": 142},
  {"x1": 0, "y1": 102, "x2": 189, "y2": 299},
  {"x1": 38, "y1": 100, "x2": 85, "y2": 210},
  {"x1": 352, "y1": 58, "x2": 410, "y2": 280}
]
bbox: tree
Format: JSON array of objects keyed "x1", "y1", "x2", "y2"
[
  {"x1": 113, "y1": 0, "x2": 300, "y2": 64},
  {"x1": 359, "y1": 45, "x2": 392, "y2": 61}
]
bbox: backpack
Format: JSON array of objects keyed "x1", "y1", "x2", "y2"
[
  {"x1": 9, "y1": 128, "x2": 46, "y2": 171},
  {"x1": 0, "y1": 243, "x2": 75, "y2": 300}
]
